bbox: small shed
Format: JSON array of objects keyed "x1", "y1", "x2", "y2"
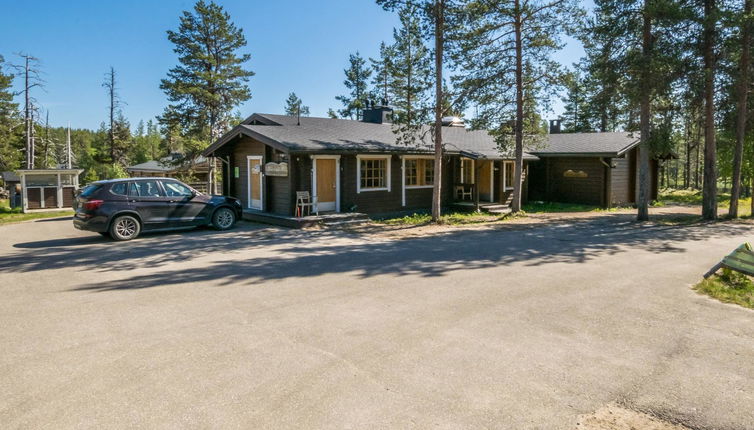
[
  {"x1": 0, "y1": 171, "x2": 22, "y2": 207},
  {"x1": 15, "y1": 169, "x2": 83, "y2": 213}
]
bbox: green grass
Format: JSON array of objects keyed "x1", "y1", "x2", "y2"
[
  {"x1": 0, "y1": 199, "x2": 73, "y2": 225},
  {"x1": 523, "y1": 201, "x2": 602, "y2": 213},
  {"x1": 376, "y1": 211, "x2": 511, "y2": 226},
  {"x1": 694, "y1": 268, "x2": 754, "y2": 309},
  {"x1": 658, "y1": 188, "x2": 752, "y2": 216}
]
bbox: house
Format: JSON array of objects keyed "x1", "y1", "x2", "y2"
[
  {"x1": 527, "y1": 120, "x2": 661, "y2": 207},
  {"x1": 202, "y1": 108, "x2": 661, "y2": 222},
  {"x1": 202, "y1": 106, "x2": 534, "y2": 219},
  {"x1": 0, "y1": 171, "x2": 21, "y2": 207},
  {"x1": 127, "y1": 153, "x2": 213, "y2": 192}
]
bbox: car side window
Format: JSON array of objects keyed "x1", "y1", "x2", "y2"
[
  {"x1": 129, "y1": 180, "x2": 164, "y2": 197},
  {"x1": 161, "y1": 181, "x2": 193, "y2": 197},
  {"x1": 110, "y1": 182, "x2": 128, "y2": 196}
]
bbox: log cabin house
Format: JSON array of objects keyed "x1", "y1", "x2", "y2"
[
  {"x1": 202, "y1": 108, "x2": 660, "y2": 222},
  {"x1": 527, "y1": 120, "x2": 661, "y2": 208}
]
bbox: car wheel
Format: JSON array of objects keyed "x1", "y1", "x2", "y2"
[
  {"x1": 110, "y1": 215, "x2": 141, "y2": 241},
  {"x1": 212, "y1": 207, "x2": 236, "y2": 230}
]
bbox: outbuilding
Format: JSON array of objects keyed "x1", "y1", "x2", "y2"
[{"x1": 14, "y1": 169, "x2": 83, "y2": 213}]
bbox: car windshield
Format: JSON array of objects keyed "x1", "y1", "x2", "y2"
[
  {"x1": 79, "y1": 184, "x2": 102, "y2": 198},
  {"x1": 162, "y1": 181, "x2": 193, "y2": 197}
]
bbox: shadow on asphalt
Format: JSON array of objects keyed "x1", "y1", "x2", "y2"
[{"x1": 1, "y1": 214, "x2": 746, "y2": 293}]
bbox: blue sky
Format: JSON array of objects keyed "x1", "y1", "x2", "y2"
[{"x1": 2, "y1": 0, "x2": 592, "y2": 130}]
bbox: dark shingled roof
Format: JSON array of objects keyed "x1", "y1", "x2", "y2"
[
  {"x1": 205, "y1": 114, "x2": 533, "y2": 160},
  {"x1": 1, "y1": 171, "x2": 20, "y2": 182},
  {"x1": 127, "y1": 154, "x2": 208, "y2": 172},
  {"x1": 204, "y1": 114, "x2": 640, "y2": 159},
  {"x1": 528, "y1": 132, "x2": 640, "y2": 157}
]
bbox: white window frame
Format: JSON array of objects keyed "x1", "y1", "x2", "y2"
[
  {"x1": 504, "y1": 160, "x2": 515, "y2": 191},
  {"x1": 401, "y1": 155, "x2": 434, "y2": 206},
  {"x1": 311, "y1": 155, "x2": 341, "y2": 213},
  {"x1": 357, "y1": 154, "x2": 391, "y2": 193},
  {"x1": 460, "y1": 157, "x2": 475, "y2": 184}
]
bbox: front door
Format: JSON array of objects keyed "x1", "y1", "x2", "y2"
[
  {"x1": 248, "y1": 157, "x2": 263, "y2": 209},
  {"x1": 316, "y1": 158, "x2": 337, "y2": 212},
  {"x1": 478, "y1": 161, "x2": 494, "y2": 202}
]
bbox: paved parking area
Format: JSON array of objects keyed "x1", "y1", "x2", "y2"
[{"x1": 1, "y1": 215, "x2": 753, "y2": 429}]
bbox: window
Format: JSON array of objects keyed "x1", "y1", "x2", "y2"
[
  {"x1": 162, "y1": 180, "x2": 193, "y2": 197},
  {"x1": 79, "y1": 184, "x2": 102, "y2": 198},
  {"x1": 129, "y1": 180, "x2": 163, "y2": 197},
  {"x1": 359, "y1": 157, "x2": 390, "y2": 191},
  {"x1": 504, "y1": 161, "x2": 515, "y2": 190},
  {"x1": 405, "y1": 158, "x2": 434, "y2": 187},
  {"x1": 26, "y1": 174, "x2": 57, "y2": 187},
  {"x1": 460, "y1": 159, "x2": 474, "y2": 184},
  {"x1": 110, "y1": 183, "x2": 128, "y2": 196}
]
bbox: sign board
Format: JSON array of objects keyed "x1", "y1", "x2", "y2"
[
  {"x1": 264, "y1": 162, "x2": 288, "y2": 177},
  {"x1": 234, "y1": 167, "x2": 240, "y2": 178},
  {"x1": 563, "y1": 169, "x2": 588, "y2": 178}
]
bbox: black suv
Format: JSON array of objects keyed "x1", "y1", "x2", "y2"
[{"x1": 73, "y1": 178, "x2": 243, "y2": 240}]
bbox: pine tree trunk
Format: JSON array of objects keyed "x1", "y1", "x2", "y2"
[
  {"x1": 702, "y1": 0, "x2": 718, "y2": 220},
  {"x1": 729, "y1": 0, "x2": 751, "y2": 218},
  {"x1": 511, "y1": 0, "x2": 524, "y2": 214},
  {"x1": 637, "y1": 6, "x2": 652, "y2": 222},
  {"x1": 431, "y1": 0, "x2": 444, "y2": 222}
]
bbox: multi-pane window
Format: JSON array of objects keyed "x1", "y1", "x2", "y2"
[
  {"x1": 461, "y1": 159, "x2": 474, "y2": 184},
  {"x1": 405, "y1": 158, "x2": 434, "y2": 187},
  {"x1": 424, "y1": 160, "x2": 434, "y2": 185},
  {"x1": 360, "y1": 158, "x2": 387, "y2": 190},
  {"x1": 504, "y1": 161, "x2": 515, "y2": 190}
]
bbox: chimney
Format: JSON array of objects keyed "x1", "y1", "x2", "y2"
[
  {"x1": 362, "y1": 101, "x2": 393, "y2": 124},
  {"x1": 549, "y1": 119, "x2": 562, "y2": 134}
]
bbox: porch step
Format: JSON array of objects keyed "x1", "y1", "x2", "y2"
[
  {"x1": 323, "y1": 219, "x2": 369, "y2": 228},
  {"x1": 320, "y1": 213, "x2": 370, "y2": 227},
  {"x1": 480, "y1": 204, "x2": 508, "y2": 212},
  {"x1": 486, "y1": 207, "x2": 512, "y2": 215}
]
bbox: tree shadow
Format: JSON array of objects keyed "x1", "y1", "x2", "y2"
[{"x1": 37, "y1": 214, "x2": 745, "y2": 293}]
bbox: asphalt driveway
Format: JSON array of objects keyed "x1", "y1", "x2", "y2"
[{"x1": 1, "y1": 215, "x2": 753, "y2": 429}]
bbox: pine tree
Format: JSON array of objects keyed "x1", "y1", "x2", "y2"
[
  {"x1": 0, "y1": 55, "x2": 22, "y2": 172},
  {"x1": 561, "y1": 67, "x2": 592, "y2": 132},
  {"x1": 586, "y1": 0, "x2": 690, "y2": 221},
  {"x1": 701, "y1": 0, "x2": 720, "y2": 220},
  {"x1": 452, "y1": 0, "x2": 582, "y2": 213},
  {"x1": 728, "y1": 0, "x2": 751, "y2": 218},
  {"x1": 336, "y1": 52, "x2": 372, "y2": 120},
  {"x1": 389, "y1": 3, "x2": 434, "y2": 129},
  {"x1": 160, "y1": 0, "x2": 253, "y2": 147},
  {"x1": 284, "y1": 92, "x2": 310, "y2": 116},
  {"x1": 370, "y1": 42, "x2": 395, "y2": 103},
  {"x1": 377, "y1": 0, "x2": 457, "y2": 221}
]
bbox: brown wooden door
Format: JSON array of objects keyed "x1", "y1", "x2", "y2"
[
  {"x1": 478, "y1": 161, "x2": 493, "y2": 202},
  {"x1": 316, "y1": 158, "x2": 337, "y2": 211},
  {"x1": 249, "y1": 158, "x2": 262, "y2": 209}
]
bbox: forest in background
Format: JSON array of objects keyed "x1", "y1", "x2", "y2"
[{"x1": 0, "y1": 0, "x2": 752, "y2": 221}]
